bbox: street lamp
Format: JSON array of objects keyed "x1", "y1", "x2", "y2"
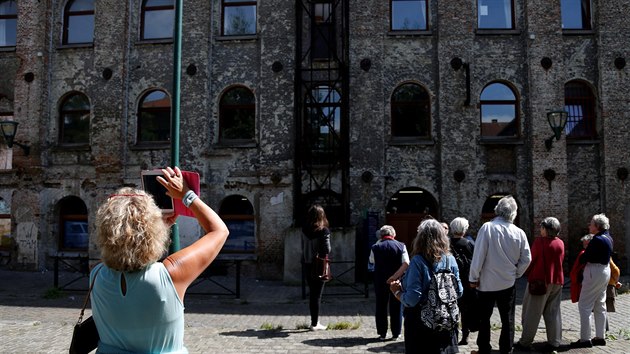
[
  {"x1": 0, "y1": 121, "x2": 30, "y2": 155},
  {"x1": 545, "y1": 110, "x2": 568, "y2": 151}
]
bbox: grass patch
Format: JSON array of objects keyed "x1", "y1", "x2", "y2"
[
  {"x1": 43, "y1": 287, "x2": 63, "y2": 299},
  {"x1": 606, "y1": 328, "x2": 630, "y2": 341},
  {"x1": 327, "y1": 320, "x2": 361, "y2": 330},
  {"x1": 260, "y1": 323, "x2": 283, "y2": 331},
  {"x1": 296, "y1": 322, "x2": 310, "y2": 330}
]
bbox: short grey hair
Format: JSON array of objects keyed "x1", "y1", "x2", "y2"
[
  {"x1": 449, "y1": 217, "x2": 469, "y2": 236},
  {"x1": 591, "y1": 213, "x2": 610, "y2": 231},
  {"x1": 494, "y1": 195, "x2": 518, "y2": 222},
  {"x1": 540, "y1": 217, "x2": 561, "y2": 237},
  {"x1": 378, "y1": 225, "x2": 396, "y2": 238}
]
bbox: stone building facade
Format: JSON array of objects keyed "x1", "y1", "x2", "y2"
[{"x1": 0, "y1": 0, "x2": 628, "y2": 279}]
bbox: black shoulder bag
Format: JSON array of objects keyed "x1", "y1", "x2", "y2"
[{"x1": 69, "y1": 265, "x2": 102, "y2": 354}]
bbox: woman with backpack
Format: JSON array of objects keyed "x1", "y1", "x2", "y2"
[{"x1": 389, "y1": 218, "x2": 463, "y2": 353}]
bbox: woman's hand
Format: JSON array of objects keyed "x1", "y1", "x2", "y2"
[
  {"x1": 157, "y1": 166, "x2": 190, "y2": 200},
  {"x1": 389, "y1": 279, "x2": 402, "y2": 293}
]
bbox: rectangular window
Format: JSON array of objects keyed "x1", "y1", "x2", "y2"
[
  {"x1": 561, "y1": 0, "x2": 591, "y2": 30},
  {"x1": 311, "y1": 2, "x2": 334, "y2": 60},
  {"x1": 222, "y1": 0, "x2": 257, "y2": 36},
  {"x1": 391, "y1": 0, "x2": 427, "y2": 31},
  {"x1": 66, "y1": 15, "x2": 95, "y2": 44},
  {"x1": 0, "y1": 16, "x2": 16, "y2": 47},
  {"x1": 143, "y1": 9, "x2": 174, "y2": 39},
  {"x1": 478, "y1": 0, "x2": 513, "y2": 29}
]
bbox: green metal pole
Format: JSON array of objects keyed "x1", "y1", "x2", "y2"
[{"x1": 170, "y1": 0, "x2": 183, "y2": 253}]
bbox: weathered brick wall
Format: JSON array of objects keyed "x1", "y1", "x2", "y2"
[{"x1": 1, "y1": 0, "x2": 629, "y2": 276}]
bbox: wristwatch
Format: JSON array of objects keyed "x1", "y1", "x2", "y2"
[{"x1": 182, "y1": 190, "x2": 198, "y2": 208}]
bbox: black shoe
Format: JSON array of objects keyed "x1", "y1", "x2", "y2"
[
  {"x1": 570, "y1": 339, "x2": 592, "y2": 348},
  {"x1": 512, "y1": 342, "x2": 532, "y2": 352},
  {"x1": 540, "y1": 343, "x2": 560, "y2": 353},
  {"x1": 591, "y1": 337, "x2": 606, "y2": 346}
]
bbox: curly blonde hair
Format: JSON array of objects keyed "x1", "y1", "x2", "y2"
[
  {"x1": 412, "y1": 219, "x2": 450, "y2": 264},
  {"x1": 96, "y1": 187, "x2": 170, "y2": 271}
]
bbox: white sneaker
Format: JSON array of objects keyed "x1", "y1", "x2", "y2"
[{"x1": 309, "y1": 323, "x2": 327, "y2": 331}]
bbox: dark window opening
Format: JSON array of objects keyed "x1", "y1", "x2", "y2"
[
  {"x1": 311, "y1": 1, "x2": 334, "y2": 60},
  {"x1": 59, "y1": 92, "x2": 90, "y2": 145},
  {"x1": 219, "y1": 86, "x2": 255, "y2": 142},
  {"x1": 59, "y1": 196, "x2": 88, "y2": 250},
  {"x1": 564, "y1": 81, "x2": 596, "y2": 139},
  {"x1": 219, "y1": 195, "x2": 255, "y2": 253},
  {"x1": 137, "y1": 90, "x2": 171, "y2": 144},
  {"x1": 391, "y1": 83, "x2": 430, "y2": 138}
]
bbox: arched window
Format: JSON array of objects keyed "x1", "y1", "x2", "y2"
[
  {"x1": 480, "y1": 82, "x2": 518, "y2": 138},
  {"x1": 59, "y1": 92, "x2": 90, "y2": 145},
  {"x1": 222, "y1": 0, "x2": 257, "y2": 36},
  {"x1": 477, "y1": 0, "x2": 514, "y2": 29},
  {"x1": 564, "y1": 80, "x2": 596, "y2": 139},
  {"x1": 137, "y1": 89, "x2": 171, "y2": 144},
  {"x1": 0, "y1": 0, "x2": 17, "y2": 47},
  {"x1": 391, "y1": 83, "x2": 431, "y2": 138},
  {"x1": 141, "y1": 0, "x2": 174, "y2": 40},
  {"x1": 219, "y1": 195, "x2": 255, "y2": 253},
  {"x1": 62, "y1": 0, "x2": 94, "y2": 45},
  {"x1": 219, "y1": 86, "x2": 255, "y2": 143},
  {"x1": 390, "y1": 0, "x2": 428, "y2": 31},
  {"x1": 59, "y1": 196, "x2": 88, "y2": 250},
  {"x1": 304, "y1": 85, "x2": 341, "y2": 165}
]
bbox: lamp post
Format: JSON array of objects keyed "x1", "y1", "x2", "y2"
[
  {"x1": 169, "y1": 0, "x2": 183, "y2": 253},
  {"x1": 0, "y1": 120, "x2": 30, "y2": 155},
  {"x1": 545, "y1": 110, "x2": 569, "y2": 151}
]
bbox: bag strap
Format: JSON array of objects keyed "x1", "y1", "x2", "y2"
[{"x1": 77, "y1": 263, "x2": 103, "y2": 324}]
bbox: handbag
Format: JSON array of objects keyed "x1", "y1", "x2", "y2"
[
  {"x1": 528, "y1": 241, "x2": 548, "y2": 296},
  {"x1": 69, "y1": 265, "x2": 102, "y2": 354},
  {"x1": 313, "y1": 254, "x2": 332, "y2": 282}
]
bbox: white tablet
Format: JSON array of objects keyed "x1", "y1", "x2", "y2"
[{"x1": 141, "y1": 170, "x2": 174, "y2": 213}]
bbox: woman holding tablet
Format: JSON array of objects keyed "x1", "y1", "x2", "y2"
[{"x1": 89, "y1": 166, "x2": 229, "y2": 353}]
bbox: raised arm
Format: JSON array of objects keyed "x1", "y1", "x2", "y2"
[{"x1": 158, "y1": 167, "x2": 230, "y2": 300}]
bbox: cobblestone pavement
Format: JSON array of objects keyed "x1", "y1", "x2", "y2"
[{"x1": 0, "y1": 268, "x2": 628, "y2": 353}]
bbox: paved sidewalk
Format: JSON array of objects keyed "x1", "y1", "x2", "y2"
[{"x1": 0, "y1": 268, "x2": 628, "y2": 353}]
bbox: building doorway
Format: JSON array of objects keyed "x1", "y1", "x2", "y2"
[{"x1": 385, "y1": 187, "x2": 438, "y2": 249}]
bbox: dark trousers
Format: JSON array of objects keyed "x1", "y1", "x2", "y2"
[
  {"x1": 476, "y1": 286, "x2": 516, "y2": 354},
  {"x1": 374, "y1": 279, "x2": 402, "y2": 337},
  {"x1": 404, "y1": 310, "x2": 459, "y2": 354},
  {"x1": 304, "y1": 262, "x2": 325, "y2": 326}
]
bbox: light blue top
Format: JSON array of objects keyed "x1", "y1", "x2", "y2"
[
  {"x1": 90, "y1": 263, "x2": 188, "y2": 354},
  {"x1": 400, "y1": 254, "x2": 463, "y2": 308}
]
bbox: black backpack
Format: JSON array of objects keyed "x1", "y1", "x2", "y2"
[
  {"x1": 450, "y1": 244, "x2": 471, "y2": 281},
  {"x1": 420, "y1": 256, "x2": 460, "y2": 331}
]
